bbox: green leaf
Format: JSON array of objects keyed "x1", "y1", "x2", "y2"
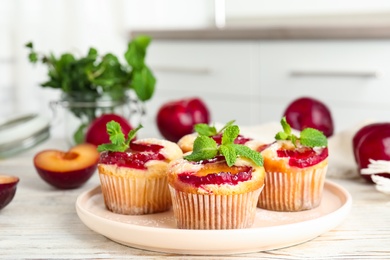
[
  {"x1": 126, "y1": 124, "x2": 143, "y2": 146},
  {"x1": 125, "y1": 35, "x2": 151, "y2": 69},
  {"x1": 233, "y1": 144, "x2": 264, "y2": 167},
  {"x1": 218, "y1": 120, "x2": 236, "y2": 134},
  {"x1": 25, "y1": 42, "x2": 33, "y2": 49},
  {"x1": 221, "y1": 125, "x2": 239, "y2": 145},
  {"x1": 28, "y1": 52, "x2": 38, "y2": 63},
  {"x1": 131, "y1": 67, "x2": 156, "y2": 101},
  {"x1": 97, "y1": 143, "x2": 122, "y2": 153},
  {"x1": 274, "y1": 116, "x2": 327, "y2": 147},
  {"x1": 106, "y1": 121, "x2": 126, "y2": 146},
  {"x1": 194, "y1": 124, "x2": 217, "y2": 136},
  {"x1": 73, "y1": 123, "x2": 87, "y2": 144},
  {"x1": 220, "y1": 144, "x2": 237, "y2": 167},
  {"x1": 275, "y1": 131, "x2": 288, "y2": 140},
  {"x1": 300, "y1": 128, "x2": 328, "y2": 147},
  {"x1": 97, "y1": 121, "x2": 143, "y2": 152},
  {"x1": 281, "y1": 117, "x2": 291, "y2": 135},
  {"x1": 193, "y1": 120, "x2": 237, "y2": 137},
  {"x1": 26, "y1": 37, "x2": 156, "y2": 145},
  {"x1": 184, "y1": 136, "x2": 218, "y2": 162}
]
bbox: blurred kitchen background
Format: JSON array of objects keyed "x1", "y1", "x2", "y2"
[{"x1": 3, "y1": 0, "x2": 390, "y2": 138}]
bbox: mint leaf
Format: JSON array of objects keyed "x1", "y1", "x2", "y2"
[
  {"x1": 194, "y1": 124, "x2": 217, "y2": 136},
  {"x1": 106, "y1": 121, "x2": 125, "y2": 146},
  {"x1": 97, "y1": 121, "x2": 143, "y2": 152},
  {"x1": 185, "y1": 123, "x2": 264, "y2": 167},
  {"x1": 233, "y1": 144, "x2": 263, "y2": 167},
  {"x1": 218, "y1": 120, "x2": 236, "y2": 134},
  {"x1": 220, "y1": 144, "x2": 237, "y2": 167},
  {"x1": 184, "y1": 136, "x2": 218, "y2": 161},
  {"x1": 131, "y1": 66, "x2": 156, "y2": 101},
  {"x1": 193, "y1": 120, "x2": 236, "y2": 137},
  {"x1": 125, "y1": 124, "x2": 143, "y2": 146},
  {"x1": 281, "y1": 117, "x2": 291, "y2": 135},
  {"x1": 275, "y1": 116, "x2": 327, "y2": 147},
  {"x1": 300, "y1": 128, "x2": 328, "y2": 147},
  {"x1": 222, "y1": 125, "x2": 239, "y2": 145},
  {"x1": 97, "y1": 143, "x2": 122, "y2": 152},
  {"x1": 275, "y1": 131, "x2": 288, "y2": 140},
  {"x1": 25, "y1": 42, "x2": 33, "y2": 49}
]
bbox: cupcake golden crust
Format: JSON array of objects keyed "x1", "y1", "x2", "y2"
[
  {"x1": 168, "y1": 122, "x2": 265, "y2": 229},
  {"x1": 97, "y1": 124, "x2": 183, "y2": 215},
  {"x1": 167, "y1": 157, "x2": 265, "y2": 195},
  {"x1": 177, "y1": 133, "x2": 197, "y2": 153},
  {"x1": 168, "y1": 156, "x2": 265, "y2": 229},
  {"x1": 258, "y1": 117, "x2": 329, "y2": 212},
  {"x1": 258, "y1": 141, "x2": 328, "y2": 212},
  {"x1": 261, "y1": 140, "x2": 328, "y2": 174}
]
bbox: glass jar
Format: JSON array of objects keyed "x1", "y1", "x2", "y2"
[{"x1": 50, "y1": 92, "x2": 144, "y2": 147}]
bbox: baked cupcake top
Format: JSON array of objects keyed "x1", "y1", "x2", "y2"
[
  {"x1": 177, "y1": 120, "x2": 254, "y2": 153},
  {"x1": 262, "y1": 117, "x2": 328, "y2": 173},
  {"x1": 98, "y1": 121, "x2": 183, "y2": 170},
  {"x1": 168, "y1": 123, "x2": 265, "y2": 195}
]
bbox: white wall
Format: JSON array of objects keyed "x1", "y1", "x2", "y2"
[
  {"x1": 3, "y1": 0, "x2": 390, "y2": 137},
  {"x1": 1, "y1": 0, "x2": 211, "y2": 137}
]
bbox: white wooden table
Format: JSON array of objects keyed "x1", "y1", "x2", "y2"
[{"x1": 1, "y1": 138, "x2": 389, "y2": 259}]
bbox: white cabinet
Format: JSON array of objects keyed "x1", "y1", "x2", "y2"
[
  {"x1": 144, "y1": 41, "x2": 260, "y2": 137},
  {"x1": 257, "y1": 41, "x2": 390, "y2": 132},
  {"x1": 145, "y1": 39, "x2": 390, "y2": 137}
]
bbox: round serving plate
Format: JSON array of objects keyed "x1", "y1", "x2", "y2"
[{"x1": 75, "y1": 180, "x2": 352, "y2": 255}]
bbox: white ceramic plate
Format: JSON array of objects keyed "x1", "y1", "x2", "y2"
[{"x1": 76, "y1": 180, "x2": 352, "y2": 255}]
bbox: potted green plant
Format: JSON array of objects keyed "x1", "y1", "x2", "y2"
[{"x1": 26, "y1": 35, "x2": 156, "y2": 145}]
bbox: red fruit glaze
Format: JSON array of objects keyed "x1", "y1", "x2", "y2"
[
  {"x1": 99, "y1": 143, "x2": 165, "y2": 170},
  {"x1": 179, "y1": 166, "x2": 253, "y2": 187},
  {"x1": 277, "y1": 147, "x2": 328, "y2": 168},
  {"x1": 211, "y1": 133, "x2": 252, "y2": 145}
]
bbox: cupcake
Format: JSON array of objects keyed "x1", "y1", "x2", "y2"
[
  {"x1": 168, "y1": 123, "x2": 265, "y2": 229},
  {"x1": 97, "y1": 121, "x2": 183, "y2": 215},
  {"x1": 177, "y1": 120, "x2": 255, "y2": 153},
  {"x1": 258, "y1": 117, "x2": 328, "y2": 212}
]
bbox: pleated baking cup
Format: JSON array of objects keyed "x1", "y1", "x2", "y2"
[
  {"x1": 99, "y1": 173, "x2": 171, "y2": 215},
  {"x1": 258, "y1": 166, "x2": 327, "y2": 212},
  {"x1": 168, "y1": 186, "x2": 263, "y2": 230}
]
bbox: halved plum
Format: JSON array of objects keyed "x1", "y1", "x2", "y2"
[{"x1": 33, "y1": 143, "x2": 99, "y2": 189}]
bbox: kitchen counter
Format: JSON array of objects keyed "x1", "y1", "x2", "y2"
[
  {"x1": 131, "y1": 25, "x2": 390, "y2": 40},
  {"x1": 1, "y1": 137, "x2": 389, "y2": 259}
]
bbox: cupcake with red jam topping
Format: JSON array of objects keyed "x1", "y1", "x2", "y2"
[
  {"x1": 178, "y1": 120, "x2": 257, "y2": 153},
  {"x1": 258, "y1": 117, "x2": 328, "y2": 212},
  {"x1": 168, "y1": 123, "x2": 265, "y2": 229},
  {"x1": 97, "y1": 121, "x2": 183, "y2": 215}
]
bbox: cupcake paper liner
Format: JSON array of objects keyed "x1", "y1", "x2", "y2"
[
  {"x1": 169, "y1": 186, "x2": 263, "y2": 229},
  {"x1": 258, "y1": 166, "x2": 327, "y2": 211},
  {"x1": 99, "y1": 173, "x2": 171, "y2": 215}
]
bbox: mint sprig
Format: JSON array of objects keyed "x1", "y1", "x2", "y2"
[
  {"x1": 184, "y1": 136, "x2": 218, "y2": 161},
  {"x1": 194, "y1": 120, "x2": 236, "y2": 137},
  {"x1": 184, "y1": 124, "x2": 263, "y2": 167},
  {"x1": 97, "y1": 121, "x2": 142, "y2": 152},
  {"x1": 275, "y1": 117, "x2": 327, "y2": 147}
]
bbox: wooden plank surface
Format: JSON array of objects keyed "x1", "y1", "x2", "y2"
[{"x1": 0, "y1": 138, "x2": 389, "y2": 259}]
